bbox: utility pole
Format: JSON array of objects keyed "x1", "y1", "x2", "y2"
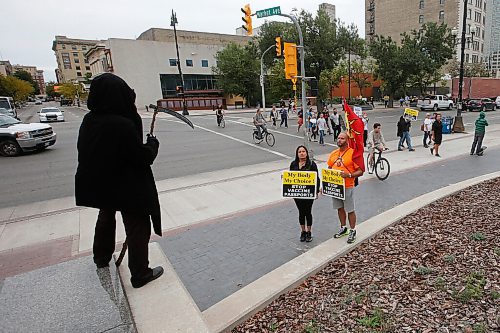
[
  {"x1": 453, "y1": 0, "x2": 468, "y2": 132},
  {"x1": 171, "y1": 10, "x2": 189, "y2": 115},
  {"x1": 260, "y1": 44, "x2": 274, "y2": 115}
]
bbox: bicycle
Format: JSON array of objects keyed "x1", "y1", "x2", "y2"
[
  {"x1": 216, "y1": 114, "x2": 225, "y2": 128},
  {"x1": 253, "y1": 128, "x2": 275, "y2": 147},
  {"x1": 366, "y1": 148, "x2": 390, "y2": 181}
]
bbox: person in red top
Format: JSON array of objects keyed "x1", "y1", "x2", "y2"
[{"x1": 327, "y1": 132, "x2": 364, "y2": 243}]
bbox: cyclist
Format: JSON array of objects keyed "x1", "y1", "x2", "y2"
[
  {"x1": 253, "y1": 108, "x2": 268, "y2": 139},
  {"x1": 215, "y1": 104, "x2": 224, "y2": 126},
  {"x1": 366, "y1": 123, "x2": 387, "y2": 174}
]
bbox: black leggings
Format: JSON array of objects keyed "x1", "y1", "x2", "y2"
[{"x1": 293, "y1": 199, "x2": 314, "y2": 226}]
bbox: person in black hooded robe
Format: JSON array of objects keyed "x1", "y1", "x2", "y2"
[{"x1": 75, "y1": 73, "x2": 163, "y2": 288}]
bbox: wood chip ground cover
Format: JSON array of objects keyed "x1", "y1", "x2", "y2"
[{"x1": 234, "y1": 178, "x2": 500, "y2": 333}]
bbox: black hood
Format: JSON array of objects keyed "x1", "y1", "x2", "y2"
[{"x1": 87, "y1": 73, "x2": 142, "y2": 137}]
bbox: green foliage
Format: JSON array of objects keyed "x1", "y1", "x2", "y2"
[
  {"x1": 434, "y1": 276, "x2": 446, "y2": 290},
  {"x1": 447, "y1": 60, "x2": 490, "y2": 77},
  {"x1": 213, "y1": 42, "x2": 260, "y2": 106},
  {"x1": 58, "y1": 83, "x2": 85, "y2": 101},
  {"x1": 256, "y1": 21, "x2": 297, "y2": 68},
  {"x1": 318, "y1": 62, "x2": 347, "y2": 100},
  {"x1": 470, "y1": 232, "x2": 486, "y2": 241},
  {"x1": 350, "y1": 59, "x2": 375, "y2": 97},
  {"x1": 0, "y1": 74, "x2": 35, "y2": 101},
  {"x1": 357, "y1": 308, "x2": 385, "y2": 328},
  {"x1": 443, "y1": 254, "x2": 456, "y2": 263},
  {"x1": 414, "y1": 266, "x2": 433, "y2": 275},
  {"x1": 267, "y1": 60, "x2": 293, "y2": 103},
  {"x1": 303, "y1": 320, "x2": 320, "y2": 333},
  {"x1": 453, "y1": 271, "x2": 486, "y2": 303},
  {"x1": 45, "y1": 82, "x2": 60, "y2": 98},
  {"x1": 13, "y1": 70, "x2": 40, "y2": 95},
  {"x1": 471, "y1": 323, "x2": 487, "y2": 333},
  {"x1": 490, "y1": 290, "x2": 500, "y2": 300}
]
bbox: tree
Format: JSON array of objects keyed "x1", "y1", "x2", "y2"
[
  {"x1": 447, "y1": 60, "x2": 490, "y2": 77},
  {"x1": 350, "y1": 59, "x2": 375, "y2": 97},
  {"x1": 13, "y1": 70, "x2": 40, "y2": 95},
  {"x1": 58, "y1": 82, "x2": 84, "y2": 100},
  {"x1": 213, "y1": 42, "x2": 260, "y2": 106},
  {"x1": 45, "y1": 82, "x2": 61, "y2": 98},
  {"x1": 267, "y1": 60, "x2": 293, "y2": 103},
  {"x1": 0, "y1": 75, "x2": 34, "y2": 101},
  {"x1": 318, "y1": 61, "x2": 347, "y2": 100}
]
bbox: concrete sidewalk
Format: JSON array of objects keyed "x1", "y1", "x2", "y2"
[{"x1": 1, "y1": 124, "x2": 499, "y2": 332}]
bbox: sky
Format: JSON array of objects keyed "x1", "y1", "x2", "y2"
[{"x1": 0, "y1": 0, "x2": 365, "y2": 83}]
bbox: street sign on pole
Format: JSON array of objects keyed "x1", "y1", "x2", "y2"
[{"x1": 256, "y1": 6, "x2": 281, "y2": 18}]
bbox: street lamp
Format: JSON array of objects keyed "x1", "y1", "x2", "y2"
[
  {"x1": 452, "y1": 0, "x2": 469, "y2": 133},
  {"x1": 171, "y1": 10, "x2": 189, "y2": 116}
]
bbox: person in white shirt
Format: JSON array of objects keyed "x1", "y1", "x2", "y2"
[
  {"x1": 317, "y1": 114, "x2": 327, "y2": 145},
  {"x1": 330, "y1": 109, "x2": 340, "y2": 139},
  {"x1": 423, "y1": 113, "x2": 433, "y2": 148}
]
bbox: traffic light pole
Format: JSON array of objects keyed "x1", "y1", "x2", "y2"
[
  {"x1": 260, "y1": 44, "x2": 275, "y2": 114},
  {"x1": 279, "y1": 13, "x2": 310, "y2": 155}
]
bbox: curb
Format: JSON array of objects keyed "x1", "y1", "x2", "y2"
[{"x1": 201, "y1": 171, "x2": 500, "y2": 332}]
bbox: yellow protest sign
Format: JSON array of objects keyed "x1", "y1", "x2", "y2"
[
  {"x1": 282, "y1": 171, "x2": 317, "y2": 199},
  {"x1": 404, "y1": 108, "x2": 419, "y2": 121},
  {"x1": 321, "y1": 169, "x2": 345, "y2": 200}
]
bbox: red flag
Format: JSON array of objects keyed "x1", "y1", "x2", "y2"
[{"x1": 343, "y1": 98, "x2": 365, "y2": 172}]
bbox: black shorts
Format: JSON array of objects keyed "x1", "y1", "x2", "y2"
[{"x1": 434, "y1": 135, "x2": 442, "y2": 145}]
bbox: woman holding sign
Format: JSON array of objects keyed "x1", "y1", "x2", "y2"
[{"x1": 290, "y1": 145, "x2": 320, "y2": 242}]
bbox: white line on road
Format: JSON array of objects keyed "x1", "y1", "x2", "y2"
[
  {"x1": 226, "y1": 119, "x2": 337, "y2": 147},
  {"x1": 163, "y1": 119, "x2": 291, "y2": 158}
]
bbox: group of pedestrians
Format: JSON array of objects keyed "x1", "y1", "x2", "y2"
[{"x1": 290, "y1": 131, "x2": 363, "y2": 244}]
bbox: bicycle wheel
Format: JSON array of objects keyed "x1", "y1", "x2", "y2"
[
  {"x1": 375, "y1": 157, "x2": 391, "y2": 181},
  {"x1": 366, "y1": 154, "x2": 374, "y2": 174},
  {"x1": 253, "y1": 132, "x2": 263, "y2": 144},
  {"x1": 266, "y1": 132, "x2": 275, "y2": 147},
  {"x1": 221, "y1": 118, "x2": 225, "y2": 128}
]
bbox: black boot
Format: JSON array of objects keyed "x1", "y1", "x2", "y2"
[{"x1": 300, "y1": 231, "x2": 307, "y2": 242}]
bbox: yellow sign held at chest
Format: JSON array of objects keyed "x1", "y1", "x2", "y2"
[
  {"x1": 321, "y1": 169, "x2": 345, "y2": 200},
  {"x1": 281, "y1": 171, "x2": 317, "y2": 199}
]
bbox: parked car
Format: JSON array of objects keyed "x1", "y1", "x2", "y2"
[
  {"x1": 35, "y1": 99, "x2": 42, "y2": 105},
  {"x1": 417, "y1": 95, "x2": 454, "y2": 111},
  {"x1": 0, "y1": 96, "x2": 17, "y2": 118},
  {"x1": 38, "y1": 107, "x2": 64, "y2": 122},
  {"x1": 495, "y1": 96, "x2": 500, "y2": 108},
  {"x1": 0, "y1": 107, "x2": 19, "y2": 120},
  {"x1": 60, "y1": 99, "x2": 73, "y2": 106},
  {"x1": 467, "y1": 98, "x2": 496, "y2": 112},
  {"x1": 0, "y1": 114, "x2": 56, "y2": 157}
]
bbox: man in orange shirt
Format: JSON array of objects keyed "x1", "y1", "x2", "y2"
[{"x1": 327, "y1": 132, "x2": 364, "y2": 243}]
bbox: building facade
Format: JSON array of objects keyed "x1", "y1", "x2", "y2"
[
  {"x1": 319, "y1": 2, "x2": 336, "y2": 23},
  {"x1": 0, "y1": 60, "x2": 13, "y2": 76},
  {"x1": 365, "y1": 0, "x2": 489, "y2": 65},
  {"x1": 86, "y1": 28, "x2": 250, "y2": 108},
  {"x1": 484, "y1": 0, "x2": 500, "y2": 76},
  {"x1": 52, "y1": 36, "x2": 100, "y2": 83}
]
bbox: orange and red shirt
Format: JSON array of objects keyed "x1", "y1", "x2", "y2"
[{"x1": 327, "y1": 147, "x2": 360, "y2": 189}]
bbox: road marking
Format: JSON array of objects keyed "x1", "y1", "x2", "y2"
[
  {"x1": 163, "y1": 119, "x2": 291, "y2": 158},
  {"x1": 226, "y1": 119, "x2": 337, "y2": 147}
]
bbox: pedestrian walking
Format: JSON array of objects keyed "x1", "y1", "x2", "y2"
[
  {"x1": 309, "y1": 111, "x2": 318, "y2": 141},
  {"x1": 297, "y1": 108, "x2": 304, "y2": 132},
  {"x1": 383, "y1": 95, "x2": 389, "y2": 108},
  {"x1": 290, "y1": 145, "x2": 320, "y2": 242},
  {"x1": 329, "y1": 132, "x2": 364, "y2": 244},
  {"x1": 269, "y1": 105, "x2": 277, "y2": 128},
  {"x1": 362, "y1": 112, "x2": 369, "y2": 146},
  {"x1": 397, "y1": 116, "x2": 415, "y2": 151},
  {"x1": 470, "y1": 111, "x2": 488, "y2": 156},
  {"x1": 330, "y1": 109, "x2": 341, "y2": 139},
  {"x1": 430, "y1": 113, "x2": 443, "y2": 157},
  {"x1": 75, "y1": 73, "x2": 164, "y2": 288},
  {"x1": 422, "y1": 113, "x2": 433, "y2": 148},
  {"x1": 280, "y1": 107, "x2": 288, "y2": 128},
  {"x1": 317, "y1": 114, "x2": 327, "y2": 145},
  {"x1": 370, "y1": 96, "x2": 374, "y2": 108}
]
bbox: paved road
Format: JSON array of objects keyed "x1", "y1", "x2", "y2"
[{"x1": 1, "y1": 103, "x2": 499, "y2": 208}]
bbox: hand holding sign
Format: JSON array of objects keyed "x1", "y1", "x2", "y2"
[{"x1": 321, "y1": 169, "x2": 345, "y2": 200}]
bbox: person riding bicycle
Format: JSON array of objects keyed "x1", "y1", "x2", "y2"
[
  {"x1": 215, "y1": 104, "x2": 224, "y2": 126},
  {"x1": 366, "y1": 122, "x2": 387, "y2": 174},
  {"x1": 253, "y1": 108, "x2": 268, "y2": 139}
]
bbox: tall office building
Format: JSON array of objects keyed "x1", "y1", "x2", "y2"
[
  {"x1": 484, "y1": 0, "x2": 500, "y2": 76},
  {"x1": 365, "y1": 0, "x2": 489, "y2": 65},
  {"x1": 52, "y1": 36, "x2": 101, "y2": 83},
  {"x1": 319, "y1": 3, "x2": 336, "y2": 23}
]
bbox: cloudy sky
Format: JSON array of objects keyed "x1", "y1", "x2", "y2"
[{"x1": 0, "y1": 0, "x2": 365, "y2": 83}]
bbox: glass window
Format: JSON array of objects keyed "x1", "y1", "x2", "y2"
[
  {"x1": 82, "y1": 46, "x2": 87, "y2": 50},
  {"x1": 440, "y1": 0, "x2": 445, "y2": 4},
  {"x1": 468, "y1": 9, "x2": 472, "y2": 19},
  {"x1": 86, "y1": 66, "x2": 90, "y2": 70},
  {"x1": 77, "y1": 72, "x2": 82, "y2": 76},
  {"x1": 62, "y1": 44, "x2": 66, "y2": 49},
  {"x1": 419, "y1": 15, "x2": 424, "y2": 24},
  {"x1": 84, "y1": 59, "x2": 89, "y2": 63},
  {"x1": 439, "y1": 11, "x2": 445, "y2": 20},
  {"x1": 419, "y1": 0, "x2": 424, "y2": 9},
  {"x1": 169, "y1": 59, "x2": 177, "y2": 66},
  {"x1": 186, "y1": 59, "x2": 193, "y2": 67},
  {"x1": 201, "y1": 60, "x2": 209, "y2": 67},
  {"x1": 76, "y1": 66, "x2": 81, "y2": 70},
  {"x1": 74, "y1": 58, "x2": 80, "y2": 63},
  {"x1": 73, "y1": 52, "x2": 78, "y2": 57},
  {"x1": 72, "y1": 45, "x2": 77, "y2": 50}
]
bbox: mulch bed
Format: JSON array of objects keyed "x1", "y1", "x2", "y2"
[{"x1": 234, "y1": 178, "x2": 500, "y2": 333}]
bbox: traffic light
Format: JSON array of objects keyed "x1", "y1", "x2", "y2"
[
  {"x1": 275, "y1": 37, "x2": 282, "y2": 57},
  {"x1": 283, "y1": 42, "x2": 297, "y2": 80},
  {"x1": 241, "y1": 4, "x2": 252, "y2": 36}
]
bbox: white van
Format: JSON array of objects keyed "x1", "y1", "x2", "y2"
[
  {"x1": 0, "y1": 97, "x2": 17, "y2": 118},
  {"x1": 495, "y1": 96, "x2": 500, "y2": 108}
]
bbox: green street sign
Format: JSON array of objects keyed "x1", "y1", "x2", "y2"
[{"x1": 256, "y1": 6, "x2": 281, "y2": 18}]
